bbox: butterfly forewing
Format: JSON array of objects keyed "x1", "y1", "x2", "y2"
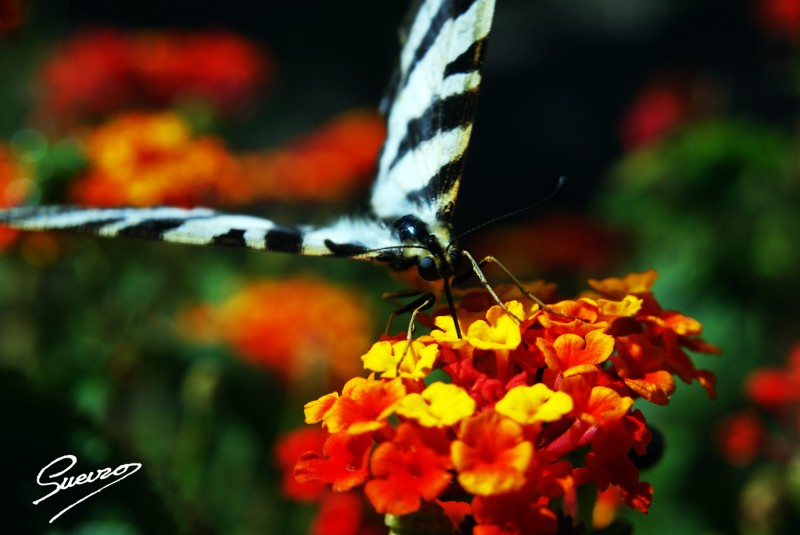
[
  {"x1": 371, "y1": 0, "x2": 495, "y2": 227},
  {"x1": 0, "y1": 206, "x2": 400, "y2": 258}
]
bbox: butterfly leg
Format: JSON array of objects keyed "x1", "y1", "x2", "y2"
[
  {"x1": 382, "y1": 293, "x2": 435, "y2": 375},
  {"x1": 459, "y1": 250, "x2": 523, "y2": 322},
  {"x1": 382, "y1": 289, "x2": 424, "y2": 333},
  {"x1": 460, "y1": 250, "x2": 580, "y2": 321}
]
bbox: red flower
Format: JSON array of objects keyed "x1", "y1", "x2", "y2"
[
  {"x1": 716, "y1": 411, "x2": 765, "y2": 466},
  {"x1": 311, "y1": 492, "x2": 386, "y2": 535},
  {"x1": 295, "y1": 432, "x2": 372, "y2": 492},
  {"x1": 275, "y1": 427, "x2": 329, "y2": 501},
  {"x1": 746, "y1": 343, "x2": 800, "y2": 411},
  {"x1": 0, "y1": 0, "x2": 24, "y2": 36},
  {"x1": 0, "y1": 143, "x2": 31, "y2": 249},
  {"x1": 620, "y1": 85, "x2": 687, "y2": 149},
  {"x1": 36, "y1": 28, "x2": 271, "y2": 125},
  {"x1": 472, "y1": 493, "x2": 558, "y2": 535},
  {"x1": 364, "y1": 424, "x2": 452, "y2": 515}
]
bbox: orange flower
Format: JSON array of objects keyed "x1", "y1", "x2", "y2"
[
  {"x1": 563, "y1": 376, "x2": 634, "y2": 427},
  {"x1": 71, "y1": 111, "x2": 240, "y2": 207},
  {"x1": 588, "y1": 269, "x2": 659, "y2": 299},
  {"x1": 179, "y1": 278, "x2": 373, "y2": 382},
  {"x1": 364, "y1": 424, "x2": 452, "y2": 515},
  {"x1": 539, "y1": 329, "x2": 615, "y2": 378},
  {"x1": 320, "y1": 375, "x2": 406, "y2": 435},
  {"x1": 452, "y1": 410, "x2": 533, "y2": 496}
]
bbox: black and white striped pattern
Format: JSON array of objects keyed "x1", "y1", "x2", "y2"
[{"x1": 0, "y1": 0, "x2": 496, "y2": 281}]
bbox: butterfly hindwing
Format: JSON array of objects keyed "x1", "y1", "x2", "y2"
[{"x1": 371, "y1": 0, "x2": 495, "y2": 227}]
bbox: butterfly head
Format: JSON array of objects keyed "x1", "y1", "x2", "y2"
[{"x1": 391, "y1": 214, "x2": 463, "y2": 289}]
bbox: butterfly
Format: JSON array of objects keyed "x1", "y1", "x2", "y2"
[{"x1": 0, "y1": 0, "x2": 539, "y2": 339}]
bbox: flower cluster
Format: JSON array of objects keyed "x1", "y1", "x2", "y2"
[
  {"x1": 291, "y1": 270, "x2": 718, "y2": 533},
  {"x1": 69, "y1": 109, "x2": 384, "y2": 207},
  {"x1": 178, "y1": 278, "x2": 373, "y2": 383},
  {"x1": 36, "y1": 28, "x2": 271, "y2": 125},
  {"x1": 70, "y1": 111, "x2": 240, "y2": 207}
]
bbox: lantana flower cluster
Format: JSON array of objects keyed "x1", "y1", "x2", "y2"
[
  {"x1": 290, "y1": 270, "x2": 718, "y2": 534},
  {"x1": 69, "y1": 109, "x2": 385, "y2": 207}
]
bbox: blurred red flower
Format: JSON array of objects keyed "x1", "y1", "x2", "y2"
[
  {"x1": 468, "y1": 212, "x2": 623, "y2": 279},
  {"x1": 757, "y1": 0, "x2": 800, "y2": 40},
  {"x1": 0, "y1": 0, "x2": 24, "y2": 37},
  {"x1": 0, "y1": 143, "x2": 31, "y2": 249},
  {"x1": 36, "y1": 28, "x2": 271, "y2": 125},
  {"x1": 716, "y1": 411, "x2": 765, "y2": 466},
  {"x1": 237, "y1": 110, "x2": 386, "y2": 203},
  {"x1": 620, "y1": 85, "x2": 687, "y2": 150},
  {"x1": 746, "y1": 342, "x2": 800, "y2": 412}
]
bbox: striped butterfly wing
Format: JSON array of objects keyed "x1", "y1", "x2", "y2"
[
  {"x1": 0, "y1": 0, "x2": 497, "y2": 270},
  {"x1": 0, "y1": 206, "x2": 401, "y2": 261},
  {"x1": 371, "y1": 0, "x2": 495, "y2": 229}
]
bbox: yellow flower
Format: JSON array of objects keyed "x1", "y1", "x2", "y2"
[
  {"x1": 362, "y1": 337, "x2": 439, "y2": 379},
  {"x1": 495, "y1": 384, "x2": 573, "y2": 426},
  {"x1": 467, "y1": 301, "x2": 524, "y2": 351},
  {"x1": 395, "y1": 382, "x2": 476, "y2": 427}
]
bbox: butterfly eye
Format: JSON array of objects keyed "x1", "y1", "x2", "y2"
[{"x1": 417, "y1": 256, "x2": 440, "y2": 281}]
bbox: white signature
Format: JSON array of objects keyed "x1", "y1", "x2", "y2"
[{"x1": 33, "y1": 454, "x2": 142, "y2": 523}]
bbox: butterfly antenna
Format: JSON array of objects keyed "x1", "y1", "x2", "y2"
[{"x1": 452, "y1": 176, "x2": 567, "y2": 243}]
